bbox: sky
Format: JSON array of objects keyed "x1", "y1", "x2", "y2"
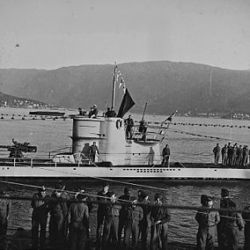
[{"x1": 0, "y1": 0, "x2": 250, "y2": 70}]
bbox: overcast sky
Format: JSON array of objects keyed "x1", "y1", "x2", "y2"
[{"x1": 0, "y1": 0, "x2": 249, "y2": 70}]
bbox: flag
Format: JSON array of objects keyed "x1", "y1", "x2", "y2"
[
  {"x1": 119, "y1": 77, "x2": 126, "y2": 93},
  {"x1": 117, "y1": 89, "x2": 135, "y2": 118},
  {"x1": 166, "y1": 110, "x2": 177, "y2": 122}
]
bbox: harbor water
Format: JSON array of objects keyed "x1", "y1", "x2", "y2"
[{"x1": 0, "y1": 107, "x2": 250, "y2": 246}]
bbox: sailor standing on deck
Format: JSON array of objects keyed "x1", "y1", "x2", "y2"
[
  {"x1": 243, "y1": 145, "x2": 249, "y2": 167},
  {"x1": 125, "y1": 115, "x2": 134, "y2": 139},
  {"x1": 162, "y1": 144, "x2": 170, "y2": 167},
  {"x1": 221, "y1": 144, "x2": 228, "y2": 166},
  {"x1": 213, "y1": 143, "x2": 220, "y2": 165},
  {"x1": 31, "y1": 186, "x2": 49, "y2": 250},
  {"x1": 89, "y1": 142, "x2": 99, "y2": 162},
  {"x1": 150, "y1": 193, "x2": 170, "y2": 250}
]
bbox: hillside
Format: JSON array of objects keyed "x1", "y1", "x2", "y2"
[
  {"x1": 0, "y1": 61, "x2": 250, "y2": 114},
  {"x1": 0, "y1": 91, "x2": 48, "y2": 108}
]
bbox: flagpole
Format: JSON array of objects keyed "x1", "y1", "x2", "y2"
[
  {"x1": 141, "y1": 102, "x2": 148, "y2": 121},
  {"x1": 111, "y1": 63, "x2": 117, "y2": 110}
]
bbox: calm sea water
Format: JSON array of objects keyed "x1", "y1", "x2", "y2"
[{"x1": 1, "y1": 107, "x2": 250, "y2": 245}]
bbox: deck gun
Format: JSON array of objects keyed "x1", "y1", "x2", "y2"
[{"x1": 0, "y1": 139, "x2": 37, "y2": 158}]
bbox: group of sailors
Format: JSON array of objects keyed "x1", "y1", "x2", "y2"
[
  {"x1": 1, "y1": 183, "x2": 250, "y2": 250},
  {"x1": 196, "y1": 188, "x2": 250, "y2": 250},
  {"x1": 27, "y1": 182, "x2": 171, "y2": 250},
  {"x1": 213, "y1": 142, "x2": 249, "y2": 166},
  {"x1": 125, "y1": 115, "x2": 148, "y2": 141}
]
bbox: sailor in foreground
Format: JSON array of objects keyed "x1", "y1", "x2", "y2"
[
  {"x1": 68, "y1": 191, "x2": 89, "y2": 250},
  {"x1": 195, "y1": 195, "x2": 220, "y2": 250},
  {"x1": 217, "y1": 188, "x2": 244, "y2": 250},
  {"x1": 242, "y1": 205, "x2": 250, "y2": 250},
  {"x1": 102, "y1": 191, "x2": 120, "y2": 250},
  {"x1": 96, "y1": 183, "x2": 110, "y2": 250},
  {"x1": 0, "y1": 190, "x2": 10, "y2": 250},
  {"x1": 48, "y1": 182, "x2": 69, "y2": 249},
  {"x1": 123, "y1": 197, "x2": 143, "y2": 249},
  {"x1": 118, "y1": 187, "x2": 131, "y2": 244},
  {"x1": 31, "y1": 186, "x2": 49, "y2": 250},
  {"x1": 150, "y1": 193, "x2": 170, "y2": 250}
]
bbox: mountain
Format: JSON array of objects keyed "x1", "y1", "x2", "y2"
[{"x1": 0, "y1": 61, "x2": 250, "y2": 114}]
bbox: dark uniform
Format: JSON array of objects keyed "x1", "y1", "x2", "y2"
[
  {"x1": 139, "y1": 193, "x2": 151, "y2": 250},
  {"x1": 123, "y1": 200, "x2": 143, "y2": 249},
  {"x1": 213, "y1": 143, "x2": 220, "y2": 165},
  {"x1": 236, "y1": 145, "x2": 243, "y2": 166},
  {"x1": 68, "y1": 193, "x2": 89, "y2": 250},
  {"x1": 96, "y1": 184, "x2": 110, "y2": 250},
  {"x1": 102, "y1": 192, "x2": 120, "y2": 250},
  {"x1": 242, "y1": 205, "x2": 250, "y2": 250},
  {"x1": 243, "y1": 146, "x2": 249, "y2": 167},
  {"x1": 125, "y1": 115, "x2": 134, "y2": 139},
  {"x1": 217, "y1": 189, "x2": 244, "y2": 250},
  {"x1": 227, "y1": 144, "x2": 234, "y2": 166},
  {"x1": 118, "y1": 187, "x2": 131, "y2": 243},
  {"x1": 150, "y1": 194, "x2": 170, "y2": 250},
  {"x1": 162, "y1": 145, "x2": 170, "y2": 167},
  {"x1": 139, "y1": 120, "x2": 147, "y2": 141},
  {"x1": 89, "y1": 142, "x2": 99, "y2": 162},
  {"x1": 0, "y1": 191, "x2": 10, "y2": 250},
  {"x1": 48, "y1": 188, "x2": 69, "y2": 249},
  {"x1": 31, "y1": 186, "x2": 49, "y2": 250},
  {"x1": 195, "y1": 195, "x2": 220, "y2": 250},
  {"x1": 221, "y1": 144, "x2": 228, "y2": 166}
]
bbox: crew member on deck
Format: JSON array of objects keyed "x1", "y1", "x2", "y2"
[
  {"x1": 89, "y1": 142, "x2": 99, "y2": 162},
  {"x1": 125, "y1": 115, "x2": 134, "y2": 139},
  {"x1": 213, "y1": 143, "x2": 220, "y2": 165},
  {"x1": 221, "y1": 144, "x2": 228, "y2": 166},
  {"x1": 105, "y1": 107, "x2": 116, "y2": 117},
  {"x1": 243, "y1": 145, "x2": 249, "y2": 167},
  {"x1": 139, "y1": 119, "x2": 147, "y2": 141},
  {"x1": 162, "y1": 144, "x2": 170, "y2": 167},
  {"x1": 88, "y1": 104, "x2": 98, "y2": 118}
]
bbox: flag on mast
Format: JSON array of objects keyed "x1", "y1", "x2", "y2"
[{"x1": 117, "y1": 89, "x2": 135, "y2": 118}]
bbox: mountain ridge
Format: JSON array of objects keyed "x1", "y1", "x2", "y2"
[{"x1": 0, "y1": 60, "x2": 249, "y2": 115}]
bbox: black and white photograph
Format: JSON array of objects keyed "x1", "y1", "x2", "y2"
[{"x1": 0, "y1": 0, "x2": 250, "y2": 249}]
